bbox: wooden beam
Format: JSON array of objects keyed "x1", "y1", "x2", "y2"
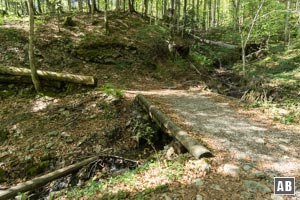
[
  {"x1": 0, "y1": 156, "x2": 98, "y2": 200},
  {"x1": 135, "y1": 94, "x2": 212, "y2": 159}
]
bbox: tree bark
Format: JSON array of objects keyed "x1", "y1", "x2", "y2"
[
  {"x1": 0, "y1": 156, "x2": 98, "y2": 200},
  {"x1": 284, "y1": 0, "x2": 291, "y2": 45},
  {"x1": 0, "y1": 66, "x2": 97, "y2": 86},
  {"x1": 29, "y1": 0, "x2": 41, "y2": 92},
  {"x1": 189, "y1": 33, "x2": 238, "y2": 49}
]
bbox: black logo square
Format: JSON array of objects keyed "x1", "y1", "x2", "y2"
[{"x1": 274, "y1": 177, "x2": 295, "y2": 195}]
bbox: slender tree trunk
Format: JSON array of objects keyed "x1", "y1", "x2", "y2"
[
  {"x1": 28, "y1": 0, "x2": 41, "y2": 92},
  {"x1": 143, "y1": 0, "x2": 148, "y2": 17},
  {"x1": 202, "y1": 0, "x2": 207, "y2": 30},
  {"x1": 182, "y1": 0, "x2": 187, "y2": 37},
  {"x1": 104, "y1": 0, "x2": 109, "y2": 35},
  {"x1": 128, "y1": 0, "x2": 135, "y2": 12},
  {"x1": 36, "y1": 0, "x2": 42, "y2": 14},
  {"x1": 67, "y1": 0, "x2": 71, "y2": 11},
  {"x1": 284, "y1": 0, "x2": 291, "y2": 45},
  {"x1": 116, "y1": 0, "x2": 120, "y2": 11},
  {"x1": 78, "y1": 0, "x2": 83, "y2": 12},
  {"x1": 240, "y1": 0, "x2": 265, "y2": 75}
]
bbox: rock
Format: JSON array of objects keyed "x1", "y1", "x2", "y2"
[
  {"x1": 88, "y1": 114, "x2": 97, "y2": 119},
  {"x1": 271, "y1": 194, "x2": 284, "y2": 200},
  {"x1": 193, "y1": 179, "x2": 204, "y2": 188},
  {"x1": 77, "y1": 136, "x2": 88, "y2": 147},
  {"x1": 48, "y1": 131, "x2": 59, "y2": 137},
  {"x1": 279, "y1": 144, "x2": 290, "y2": 152},
  {"x1": 240, "y1": 191, "x2": 253, "y2": 199},
  {"x1": 243, "y1": 164, "x2": 252, "y2": 171},
  {"x1": 165, "y1": 146, "x2": 175, "y2": 160},
  {"x1": 211, "y1": 184, "x2": 222, "y2": 191},
  {"x1": 223, "y1": 164, "x2": 240, "y2": 177},
  {"x1": 254, "y1": 171, "x2": 266, "y2": 179},
  {"x1": 243, "y1": 180, "x2": 271, "y2": 194},
  {"x1": 255, "y1": 138, "x2": 266, "y2": 144},
  {"x1": 65, "y1": 138, "x2": 74, "y2": 144},
  {"x1": 164, "y1": 194, "x2": 172, "y2": 200},
  {"x1": 61, "y1": 132, "x2": 71, "y2": 138},
  {"x1": 193, "y1": 159, "x2": 211, "y2": 172},
  {"x1": 195, "y1": 194, "x2": 203, "y2": 200},
  {"x1": 46, "y1": 142, "x2": 54, "y2": 149}
]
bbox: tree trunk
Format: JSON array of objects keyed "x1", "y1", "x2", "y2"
[
  {"x1": 68, "y1": 0, "x2": 72, "y2": 11},
  {"x1": 284, "y1": 0, "x2": 291, "y2": 45},
  {"x1": 28, "y1": 0, "x2": 41, "y2": 92},
  {"x1": 202, "y1": 0, "x2": 207, "y2": 30},
  {"x1": 135, "y1": 94, "x2": 212, "y2": 159},
  {"x1": 182, "y1": 0, "x2": 187, "y2": 36},
  {"x1": 104, "y1": 0, "x2": 109, "y2": 35},
  {"x1": 0, "y1": 66, "x2": 97, "y2": 86},
  {"x1": 116, "y1": 0, "x2": 120, "y2": 11},
  {"x1": 78, "y1": 0, "x2": 83, "y2": 12},
  {"x1": 128, "y1": 0, "x2": 135, "y2": 13},
  {"x1": 143, "y1": 0, "x2": 148, "y2": 17},
  {"x1": 0, "y1": 156, "x2": 98, "y2": 200},
  {"x1": 189, "y1": 33, "x2": 238, "y2": 49}
]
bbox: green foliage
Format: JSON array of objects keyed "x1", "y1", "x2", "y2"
[
  {"x1": 190, "y1": 51, "x2": 213, "y2": 67},
  {"x1": 132, "y1": 125, "x2": 156, "y2": 147},
  {"x1": 96, "y1": 84, "x2": 124, "y2": 98}
]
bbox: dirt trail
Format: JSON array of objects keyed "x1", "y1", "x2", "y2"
[{"x1": 128, "y1": 90, "x2": 300, "y2": 199}]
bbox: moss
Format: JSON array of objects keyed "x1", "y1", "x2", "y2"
[
  {"x1": 27, "y1": 160, "x2": 50, "y2": 176},
  {"x1": 0, "y1": 168, "x2": 6, "y2": 182}
]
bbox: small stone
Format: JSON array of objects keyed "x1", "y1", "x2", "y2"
[
  {"x1": 271, "y1": 194, "x2": 284, "y2": 200},
  {"x1": 61, "y1": 132, "x2": 70, "y2": 138},
  {"x1": 46, "y1": 142, "x2": 54, "y2": 149},
  {"x1": 193, "y1": 179, "x2": 204, "y2": 188},
  {"x1": 211, "y1": 184, "x2": 222, "y2": 191},
  {"x1": 279, "y1": 144, "x2": 290, "y2": 152},
  {"x1": 255, "y1": 138, "x2": 265, "y2": 144},
  {"x1": 223, "y1": 164, "x2": 240, "y2": 177},
  {"x1": 48, "y1": 131, "x2": 59, "y2": 137},
  {"x1": 243, "y1": 164, "x2": 252, "y2": 171},
  {"x1": 240, "y1": 191, "x2": 253, "y2": 199},
  {"x1": 194, "y1": 159, "x2": 211, "y2": 172},
  {"x1": 254, "y1": 171, "x2": 266, "y2": 179},
  {"x1": 65, "y1": 138, "x2": 74, "y2": 144},
  {"x1": 196, "y1": 194, "x2": 203, "y2": 200},
  {"x1": 164, "y1": 194, "x2": 172, "y2": 200},
  {"x1": 243, "y1": 180, "x2": 271, "y2": 194},
  {"x1": 88, "y1": 114, "x2": 97, "y2": 119}
]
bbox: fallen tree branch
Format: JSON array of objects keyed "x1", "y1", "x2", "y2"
[
  {"x1": 0, "y1": 66, "x2": 97, "y2": 86},
  {"x1": 0, "y1": 75, "x2": 62, "y2": 88},
  {"x1": 188, "y1": 33, "x2": 238, "y2": 50},
  {"x1": 135, "y1": 94, "x2": 212, "y2": 159},
  {"x1": 0, "y1": 156, "x2": 98, "y2": 200}
]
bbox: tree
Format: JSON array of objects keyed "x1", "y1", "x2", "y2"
[
  {"x1": 239, "y1": 0, "x2": 265, "y2": 74},
  {"x1": 28, "y1": 0, "x2": 41, "y2": 92},
  {"x1": 284, "y1": 0, "x2": 291, "y2": 45}
]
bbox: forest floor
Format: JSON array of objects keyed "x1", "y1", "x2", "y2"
[{"x1": 0, "y1": 12, "x2": 300, "y2": 199}]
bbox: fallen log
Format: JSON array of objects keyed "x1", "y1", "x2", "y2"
[
  {"x1": 188, "y1": 33, "x2": 238, "y2": 50},
  {"x1": 0, "y1": 156, "x2": 98, "y2": 200},
  {"x1": 0, "y1": 66, "x2": 96, "y2": 86},
  {"x1": 0, "y1": 75, "x2": 62, "y2": 88},
  {"x1": 135, "y1": 94, "x2": 212, "y2": 159}
]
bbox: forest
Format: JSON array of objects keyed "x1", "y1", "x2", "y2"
[{"x1": 0, "y1": 0, "x2": 300, "y2": 199}]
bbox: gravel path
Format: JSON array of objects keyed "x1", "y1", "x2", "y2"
[{"x1": 147, "y1": 91, "x2": 300, "y2": 199}]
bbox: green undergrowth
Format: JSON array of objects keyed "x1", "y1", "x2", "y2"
[
  {"x1": 233, "y1": 42, "x2": 300, "y2": 125},
  {"x1": 60, "y1": 154, "x2": 187, "y2": 200}
]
